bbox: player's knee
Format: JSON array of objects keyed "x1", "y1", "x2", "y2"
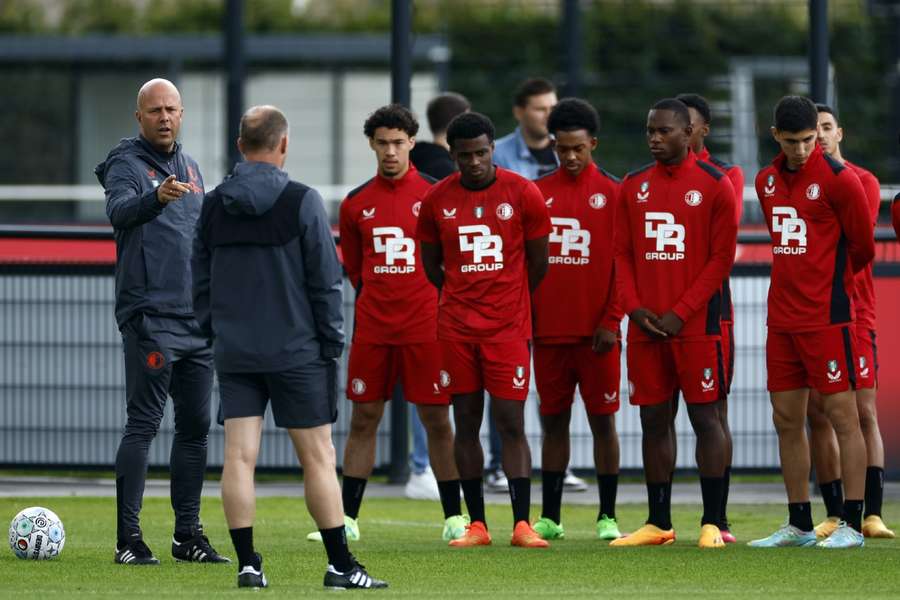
[
  {"x1": 541, "y1": 413, "x2": 570, "y2": 437},
  {"x1": 349, "y1": 407, "x2": 381, "y2": 437},
  {"x1": 772, "y1": 410, "x2": 803, "y2": 436}
]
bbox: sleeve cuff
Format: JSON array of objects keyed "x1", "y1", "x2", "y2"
[
  {"x1": 321, "y1": 343, "x2": 344, "y2": 359},
  {"x1": 671, "y1": 301, "x2": 693, "y2": 323}
]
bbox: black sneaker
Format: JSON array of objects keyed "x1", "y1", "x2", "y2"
[
  {"x1": 237, "y1": 554, "x2": 268, "y2": 589},
  {"x1": 323, "y1": 560, "x2": 388, "y2": 590},
  {"x1": 172, "y1": 533, "x2": 231, "y2": 563},
  {"x1": 115, "y1": 538, "x2": 160, "y2": 565}
]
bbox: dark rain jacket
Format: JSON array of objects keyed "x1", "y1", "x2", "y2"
[{"x1": 192, "y1": 161, "x2": 344, "y2": 372}]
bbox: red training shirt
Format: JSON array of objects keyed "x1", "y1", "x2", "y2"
[
  {"x1": 845, "y1": 160, "x2": 880, "y2": 332},
  {"x1": 339, "y1": 165, "x2": 438, "y2": 344},
  {"x1": 415, "y1": 167, "x2": 552, "y2": 342},
  {"x1": 532, "y1": 162, "x2": 623, "y2": 343},
  {"x1": 615, "y1": 150, "x2": 737, "y2": 342},
  {"x1": 756, "y1": 145, "x2": 874, "y2": 333},
  {"x1": 698, "y1": 147, "x2": 744, "y2": 325}
]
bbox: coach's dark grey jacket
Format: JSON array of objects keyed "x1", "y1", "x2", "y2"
[
  {"x1": 95, "y1": 136, "x2": 205, "y2": 328},
  {"x1": 192, "y1": 161, "x2": 344, "y2": 372}
]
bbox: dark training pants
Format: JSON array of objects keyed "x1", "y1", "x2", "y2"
[{"x1": 115, "y1": 314, "x2": 213, "y2": 543}]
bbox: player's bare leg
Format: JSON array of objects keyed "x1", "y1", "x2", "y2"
[
  {"x1": 492, "y1": 395, "x2": 547, "y2": 547},
  {"x1": 290, "y1": 424, "x2": 385, "y2": 587},
  {"x1": 856, "y1": 387, "x2": 893, "y2": 536},
  {"x1": 588, "y1": 413, "x2": 621, "y2": 539},
  {"x1": 611, "y1": 403, "x2": 675, "y2": 546},
  {"x1": 687, "y1": 401, "x2": 727, "y2": 547},
  {"x1": 416, "y1": 404, "x2": 459, "y2": 481},
  {"x1": 807, "y1": 390, "x2": 843, "y2": 537},
  {"x1": 821, "y1": 389, "x2": 866, "y2": 533},
  {"x1": 535, "y1": 409, "x2": 571, "y2": 538},
  {"x1": 222, "y1": 417, "x2": 264, "y2": 529},
  {"x1": 342, "y1": 401, "x2": 386, "y2": 478},
  {"x1": 448, "y1": 391, "x2": 492, "y2": 546},
  {"x1": 771, "y1": 390, "x2": 811, "y2": 503},
  {"x1": 717, "y1": 397, "x2": 734, "y2": 538},
  {"x1": 288, "y1": 425, "x2": 344, "y2": 529}
]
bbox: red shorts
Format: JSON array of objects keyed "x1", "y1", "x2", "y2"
[
  {"x1": 854, "y1": 326, "x2": 878, "y2": 390},
  {"x1": 346, "y1": 342, "x2": 449, "y2": 405},
  {"x1": 441, "y1": 339, "x2": 531, "y2": 401},
  {"x1": 626, "y1": 338, "x2": 725, "y2": 406},
  {"x1": 766, "y1": 325, "x2": 857, "y2": 394},
  {"x1": 533, "y1": 342, "x2": 620, "y2": 416},
  {"x1": 721, "y1": 321, "x2": 735, "y2": 394}
]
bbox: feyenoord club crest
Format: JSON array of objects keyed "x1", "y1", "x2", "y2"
[
  {"x1": 412, "y1": 201, "x2": 421, "y2": 217},
  {"x1": 684, "y1": 190, "x2": 703, "y2": 206},
  {"x1": 589, "y1": 193, "x2": 607, "y2": 209},
  {"x1": 351, "y1": 378, "x2": 366, "y2": 395},
  {"x1": 474, "y1": 206, "x2": 484, "y2": 219},
  {"x1": 806, "y1": 183, "x2": 821, "y2": 200},
  {"x1": 496, "y1": 203, "x2": 514, "y2": 220},
  {"x1": 440, "y1": 370, "x2": 451, "y2": 388}
]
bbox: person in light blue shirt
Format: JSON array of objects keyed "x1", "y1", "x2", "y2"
[{"x1": 493, "y1": 77, "x2": 559, "y2": 180}]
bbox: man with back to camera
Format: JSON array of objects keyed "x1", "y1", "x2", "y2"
[
  {"x1": 676, "y1": 92, "x2": 744, "y2": 543},
  {"x1": 611, "y1": 98, "x2": 736, "y2": 549},
  {"x1": 750, "y1": 96, "x2": 873, "y2": 549},
  {"x1": 305, "y1": 104, "x2": 467, "y2": 544},
  {"x1": 805, "y1": 104, "x2": 894, "y2": 540},
  {"x1": 410, "y1": 92, "x2": 471, "y2": 180},
  {"x1": 192, "y1": 105, "x2": 386, "y2": 589},
  {"x1": 416, "y1": 112, "x2": 553, "y2": 548},
  {"x1": 95, "y1": 77, "x2": 228, "y2": 566},
  {"x1": 530, "y1": 98, "x2": 624, "y2": 542}
]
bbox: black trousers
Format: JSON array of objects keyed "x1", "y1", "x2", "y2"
[{"x1": 115, "y1": 314, "x2": 213, "y2": 542}]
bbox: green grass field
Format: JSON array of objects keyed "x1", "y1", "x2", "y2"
[{"x1": 0, "y1": 497, "x2": 897, "y2": 598}]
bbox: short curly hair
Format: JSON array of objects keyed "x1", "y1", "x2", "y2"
[
  {"x1": 446, "y1": 112, "x2": 496, "y2": 148},
  {"x1": 363, "y1": 104, "x2": 419, "y2": 138},
  {"x1": 547, "y1": 98, "x2": 600, "y2": 136}
]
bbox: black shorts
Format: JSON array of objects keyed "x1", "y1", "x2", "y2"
[{"x1": 217, "y1": 359, "x2": 338, "y2": 428}]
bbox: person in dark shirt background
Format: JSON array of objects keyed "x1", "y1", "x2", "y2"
[{"x1": 410, "y1": 92, "x2": 470, "y2": 180}]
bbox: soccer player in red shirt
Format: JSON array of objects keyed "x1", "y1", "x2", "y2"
[
  {"x1": 677, "y1": 93, "x2": 744, "y2": 543},
  {"x1": 611, "y1": 98, "x2": 737, "y2": 549},
  {"x1": 416, "y1": 112, "x2": 552, "y2": 548},
  {"x1": 804, "y1": 104, "x2": 894, "y2": 539},
  {"x1": 528, "y1": 98, "x2": 623, "y2": 542},
  {"x1": 750, "y1": 96, "x2": 874, "y2": 549},
  {"x1": 307, "y1": 105, "x2": 466, "y2": 544}
]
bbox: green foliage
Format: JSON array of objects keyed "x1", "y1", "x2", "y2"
[{"x1": 0, "y1": 0, "x2": 46, "y2": 33}]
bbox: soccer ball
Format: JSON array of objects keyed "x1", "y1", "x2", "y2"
[{"x1": 8, "y1": 506, "x2": 65, "y2": 560}]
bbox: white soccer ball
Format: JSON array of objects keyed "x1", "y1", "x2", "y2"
[{"x1": 8, "y1": 506, "x2": 65, "y2": 560}]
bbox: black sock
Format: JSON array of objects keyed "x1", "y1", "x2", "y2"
[
  {"x1": 819, "y1": 479, "x2": 844, "y2": 519},
  {"x1": 319, "y1": 526, "x2": 353, "y2": 572},
  {"x1": 173, "y1": 528, "x2": 196, "y2": 543},
  {"x1": 509, "y1": 477, "x2": 531, "y2": 525},
  {"x1": 461, "y1": 478, "x2": 486, "y2": 526},
  {"x1": 437, "y1": 480, "x2": 462, "y2": 519},
  {"x1": 699, "y1": 477, "x2": 724, "y2": 527},
  {"x1": 843, "y1": 500, "x2": 864, "y2": 532},
  {"x1": 597, "y1": 473, "x2": 618, "y2": 520},
  {"x1": 719, "y1": 466, "x2": 731, "y2": 528},
  {"x1": 541, "y1": 471, "x2": 564, "y2": 523},
  {"x1": 788, "y1": 502, "x2": 814, "y2": 532},
  {"x1": 864, "y1": 467, "x2": 884, "y2": 518},
  {"x1": 646, "y1": 482, "x2": 672, "y2": 530},
  {"x1": 229, "y1": 527, "x2": 258, "y2": 569},
  {"x1": 341, "y1": 476, "x2": 367, "y2": 520}
]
